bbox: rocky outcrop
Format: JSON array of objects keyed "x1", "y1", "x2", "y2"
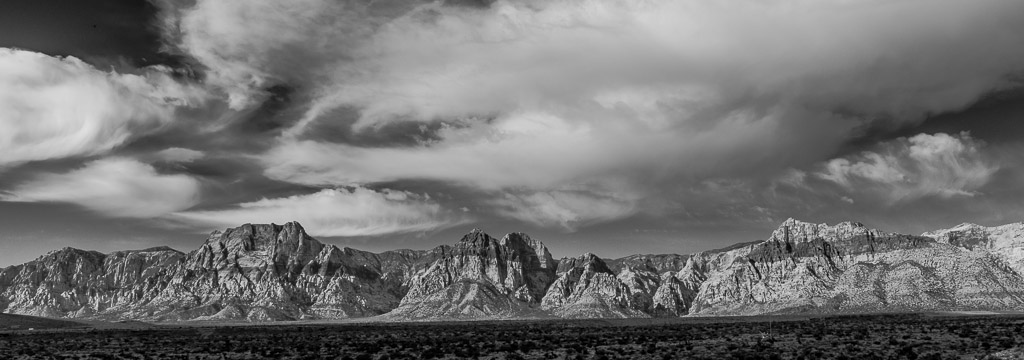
[
  {"x1": 686, "y1": 219, "x2": 1024, "y2": 315},
  {"x1": 540, "y1": 254, "x2": 647, "y2": 318},
  {"x1": 924, "y1": 222, "x2": 1024, "y2": 275},
  {"x1": 149, "y1": 222, "x2": 433, "y2": 321},
  {"x1": 386, "y1": 230, "x2": 557, "y2": 319},
  {"x1": 606, "y1": 254, "x2": 690, "y2": 274},
  {"x1": 4, "y1": 218, "x2": 1024, "y2": 321},
  {"x1": 0, "y1": 247, "x2": 182, "y2": 318},
  {"x1": 0, "y1": 222, "x2": 432, "y2": 321}
]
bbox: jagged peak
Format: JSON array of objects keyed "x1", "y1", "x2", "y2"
[
  {"x1": 923, "y1": 222, "x2": 985, "y2": 236},
  {"x1": 923, "y1": 222, "x2": 1024, "y2": 239},
  {"x1": 499, "y1": 232, "x2": 549, "y2": 252},
  {"x1": 109, "y1": 246, "x2": 182, "y2": 255},
  {"x1": 557, "y1": 252, "x2": 612, "y2": 275},
  {"x1": 457, "y1": 228, "x2": 495, "y2": 246},
  {"x1": 36, "y1": 247, "x2": 104, "y2": 262},
  {"x1": 203, "y1": 221, "x2": 320, "y2": 254},
  {"x1": 46, "y1": 247, "x2": 98, "y2": 256},
  {"x1": 138, "y1": 244, "x2": 182, "y2": 253},
  {"x1": 501, "y1": 231, "x2": 532, "y2": 241},
  {"x1": 769, "y1": 218, "x2": 871, "y2": 244},
  {"x1": 778, "y1": 218, "x2": 866, "y2": 229},
  {"x1": 212, "y1": 221, "x2": 307, "y2": 234}
]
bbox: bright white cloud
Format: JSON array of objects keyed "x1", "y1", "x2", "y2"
[
  {"x1": 816, "y1": 132, "x2": 997, "y2": 202},
  {"x1": 174, "y1": 187, "x2": 470, "y2": 237},
  {"x1": 2, "y1": 158, "x2": 202, "y2": 217},
  {"x1": 154, "y1": 147, "x2": 205, "y2": 163},
  {"x1": 0, "y1": 48, "x2": 205, "y2": 166}
]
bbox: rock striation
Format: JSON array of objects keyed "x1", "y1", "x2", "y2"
[
  {"x1": 0, "y1": 222, "x2": 432, "y2": 321},
  {"x1": 540, "y1": 254, "x2": 648, "y2": 318},
  {"x1": 685, "y1": 219, "x2": 1024, "y2": 315},
  {"x1": 4, "y1": 218, "x2": 1024, "y2": 321},
  {"x1": 384, "y1": 230, "x2": 557, "y2": 319}
]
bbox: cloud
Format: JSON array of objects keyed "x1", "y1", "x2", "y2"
[
  {"x1": 816, "y1": 132, "x2": 998, "y2": 202},
  {"x1": 173, "y1": 187, "x2": 470, "y2": 237},
  {"x1": 154, "y1": 147, "x2": 205, "y2": 163},
  {"x1": 2, "y1": 158, "x2": 202, "y2": 217},
  {"x1": 492, "y1": 189, "x2": 639, "y2": 232},
  {"x1": 0, "y1": 48, "x2": 206, "y2": 166},
  {"x1": 160, "y1": 0, "x2": 1024, "y2": 128},
  {"x1": 153, "y1": 0, "x2": 409, "y2": 109},
  {"x1": 157, "y1": 0, "x2": 1024, "y2": 230},
  {"x1": 261, "y1": 107, "x2": 840, "y2": 189}
]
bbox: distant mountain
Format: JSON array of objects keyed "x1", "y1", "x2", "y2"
[
  {"x1": 382, "y1": 230, "x2": 556, "y2": 319},
  {"x1": 3, "y1": 218, "x2": 1024, "y2": 321}
]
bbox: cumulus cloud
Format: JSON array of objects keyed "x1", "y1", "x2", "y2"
[
  {"x1": 0, "y1": 48, "x2": 205, "y2": 166},
  {"x1": 2, "y1": 158, "x2": 202, "y2": 217},
  {"x1": 816, "y1": 132, "x2": 998, "y2": 202},
  {"x1": 156, "y1": 0, "x2": 1024, "y2": 229},
  {"x1": 174, "y1": 187, "x2": 470, "y2": 237}
]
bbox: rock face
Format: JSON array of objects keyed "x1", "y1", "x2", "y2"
[
  {"x1": 385, "y1": 230, "x2": 557, "y2": 319},
  {"x1": 541, "y1": 254, "x2": 648, "y2": 318},
  {"x1": 4, "y1": 218, "x2": 1024, "y2": 321},
  {"x1": 923, "y1": 222, "x2": 1024, "y2": 275},
  {"x1": 686, "y1": 219, "x2": 1024, "y2": 315},
  {"x1": 0, "y1": 222, "x2": 431, "y2": 321},
  {"x1": 0, "y1": 247, "x2": 182, "y2": 319}
]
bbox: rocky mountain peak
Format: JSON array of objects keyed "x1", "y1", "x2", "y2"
[
  {"x1": 922, "y1": 222, "x2": 987, "y2": 242},
  {"x1": 500, "y1": 231, "x2": 538, "y2": 248},
  {"x1": 208, "y1": 221, "x2": 317, "y2": 252},
  {"x1": 40, "y1": 247, "x2": 104, "y2": 263},
  {"x1": 108, "y1": 246, "x2": 182, "y2": 256},
  {"x1": 457, "y1": 228, "x2": 495, "y2": 248},
  {"x1": 499, "y1": 232, "x2": 556, "y2": 269},
  {"x1": 769, "y1": 218, "x2": 870, "y2": 245},
  {"x1": 556, "y1": 253, "x2": 613, "y2": 276},
  {"x1": 923, "y1": 221, "x2": 1024, "y2": 254},
  {"x1": 390, "y1": 229, "x2": 558, "y2": 317},
  {"x1": 9, "y1": 218, "x2": 1024, "y2": 321}
]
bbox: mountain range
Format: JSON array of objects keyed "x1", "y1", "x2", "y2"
[{"x1": 2, "y1": 219, "x2": 1024, "y2": 322}]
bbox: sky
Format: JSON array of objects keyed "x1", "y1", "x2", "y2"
[{"x1": 1, "y1": 0, "x2": 1024, "y2": 266}]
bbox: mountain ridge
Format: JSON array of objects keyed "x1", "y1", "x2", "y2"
[{"x1": 3, "y1": 218, "x2": 1024, "y2": 321}]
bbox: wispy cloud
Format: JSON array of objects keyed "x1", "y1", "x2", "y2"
[
  {"x1": 0, "y1": 48, "x2": 206, "y2": 166},
  {"x1": 174, "y1": 187, "x2": 471, "y2": 237},
  {"x1": 153, "y1": 147, "x2": 205, "y2": 163},
  {"x1": 2, "y1": 158, "x2": 202, "y2": 217},
  {"x1": 493, "y1": 189, "x2": 640, "y2": 232}
]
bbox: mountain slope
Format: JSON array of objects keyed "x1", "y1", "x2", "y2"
[
  {"x1": 3, "y1": 218, "x2": 1024, "y2": 321},
  {"x1": 384, "y1": 230, "x2": 557, "y2": 319},
  {"x1": 686, "y1": 219, "x2": 1024, "y2": 315},
  {"x1": 0, "y1": 222, "x2": 434, "y2": 321}
]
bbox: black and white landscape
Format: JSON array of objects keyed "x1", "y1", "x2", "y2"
[
  {"x1": 4, "y1": 218, "x2": 1024, "y2": 321},
  {"x1": 4, "y1": 0, "x2": 1024, "y2": 358}
]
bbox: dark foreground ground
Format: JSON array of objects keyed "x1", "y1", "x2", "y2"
[{"x1": 2, "y1": 313, "x2": 1024, "y2": 359}]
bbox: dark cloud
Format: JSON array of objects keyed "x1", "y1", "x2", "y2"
[{"x1": 0, "y1": 0, "x2": 192, "y2": 70}]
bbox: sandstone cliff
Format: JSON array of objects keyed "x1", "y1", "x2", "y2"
[{"x1": 4, "y1": 218, "x2": 1024, "y2": 321}]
